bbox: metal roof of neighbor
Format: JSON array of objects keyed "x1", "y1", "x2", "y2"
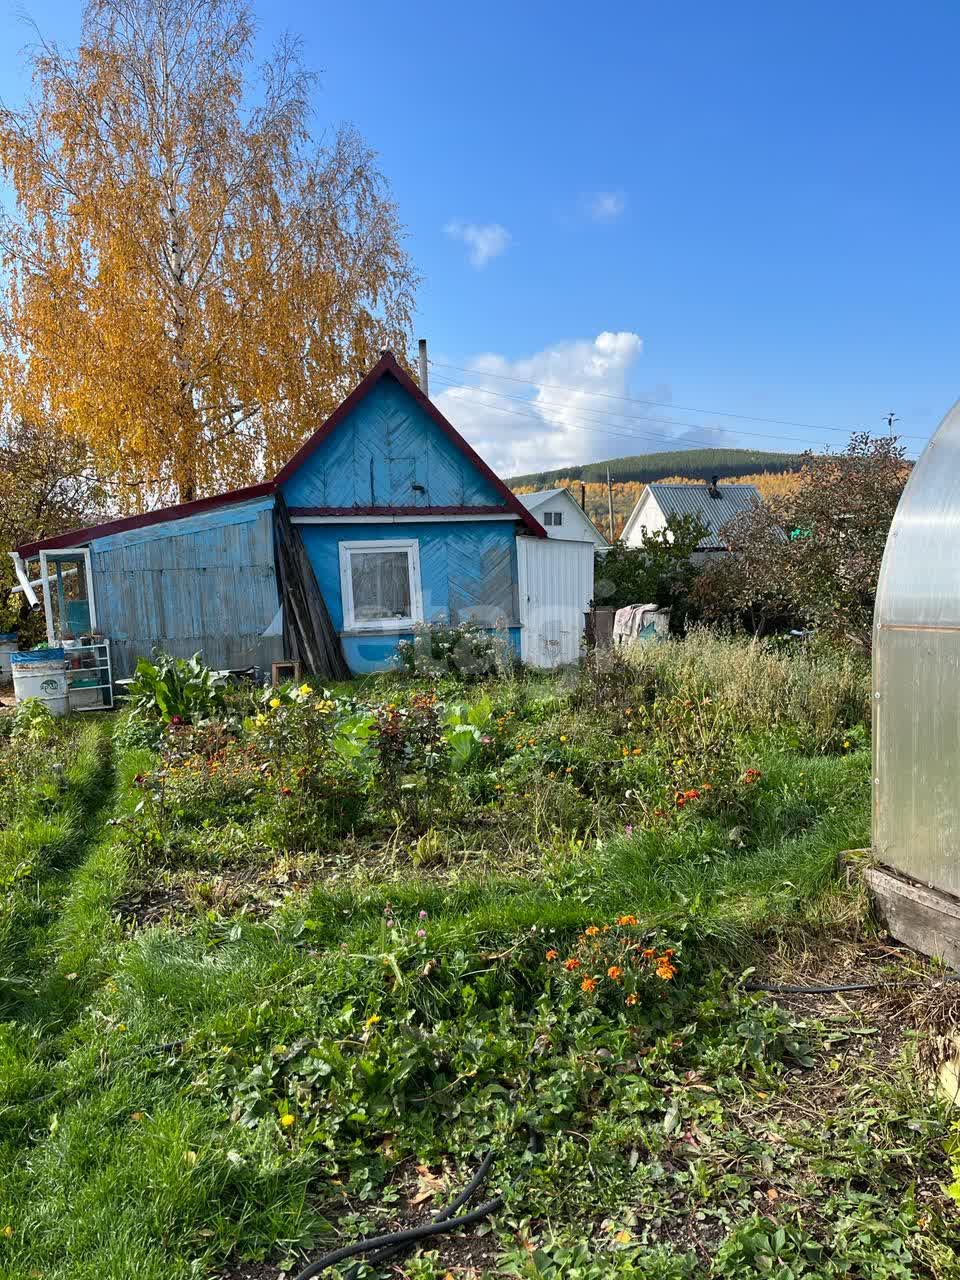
[
  {"x1": 645, "y1": 482, "x2": 762, "y2": 546},
  {"x1": 516, "y1": 489, "x2": 566, "y2": 508}
]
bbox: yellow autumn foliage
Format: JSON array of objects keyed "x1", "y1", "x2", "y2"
[{"x1": 0, "y1": 0, "x2": 416, "y2": 507}]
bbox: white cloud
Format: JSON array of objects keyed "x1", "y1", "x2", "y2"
[
  {"x1": 433, "y1": 334, "x2": 739, "y2": 476},
  {"x1": 444, "y1": 219, "x2": 512, "y2": 268},
  {"x1": 586, "y1": 191, "x2": 626, "y2": 222},
  {"x1": 433, "y1": 332, "x2": 650, "y2": 476}
]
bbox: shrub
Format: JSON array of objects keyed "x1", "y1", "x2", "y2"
[
  {"x1": 593, "y1": 513, "x2": 706, "y2": 619},
  {"x1": 709, "y1": 433, "x2": 908, "y2": 650},
  {"x1": 396, "y1": 620, "x2": 516, "y2": 678}
]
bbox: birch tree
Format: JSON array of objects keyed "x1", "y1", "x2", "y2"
[{"x1": 0, "y1": 0, "x2": 416, "y2": 505}]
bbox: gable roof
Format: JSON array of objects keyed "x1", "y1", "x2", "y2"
[
  {"x1": 275, "y1": 352, "x2": 545, "y2": 535},
  {"x1": 623, "y1": 481, "x2": 762, "y2": 548},
  {"x1": 515, "y1": 487, "x2": 609, "y2": 545},
  {"x1": 17, "y1": 352, "x2": 545, "y2": 556}
]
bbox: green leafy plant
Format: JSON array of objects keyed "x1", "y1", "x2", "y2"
[
  {"x1": 124, "y1": 650, "x2": 226, "y2": 725},
  {"x1": 442, "y1": 692, "x2": 494, "y2": 769},
  {"x1": 10, "y1": 696, "x2": 56, "y2": 744}
]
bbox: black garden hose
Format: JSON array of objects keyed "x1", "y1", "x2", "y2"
[
  {"x1": 746, "y1": 973, "x2": 960, "y2": 996},
  {"x1": 291, "y1": 1151, "x2": 503, "y2": 1280}
]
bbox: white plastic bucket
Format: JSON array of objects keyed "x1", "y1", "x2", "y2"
[
  {"x1": 0, "y1": 634, "x2": 17, "y2": 681},
  {"x1": 11, "y1": 649, "x2": 69, "y2": 716}
]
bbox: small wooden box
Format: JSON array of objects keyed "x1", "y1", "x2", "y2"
[{"x1": 271, "y1": 660, "x2": 302, "y2": 688}]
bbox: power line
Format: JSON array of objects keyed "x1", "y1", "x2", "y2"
[
  {"x1": 430, "y1": 374, "x2": 798, "y2": 456},
  {"x1": 429, "y1": 373, "x2": 835, "y2": 453},
  {"x1": 429, "y1": 360, "x2": 929, "y2": 443},
  {"x1": 430, "y1": 372, "x2": 892, "y2": 458}
]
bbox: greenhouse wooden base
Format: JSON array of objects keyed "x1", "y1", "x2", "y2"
[{"x1": 865, "y1": 864, "x2": 960, "y2": 970}]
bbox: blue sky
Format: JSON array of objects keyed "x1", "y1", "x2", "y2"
[{"x1": 2, "y1": 0, "x2": 958, "y2": 474}]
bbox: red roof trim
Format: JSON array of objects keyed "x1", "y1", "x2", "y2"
[
  {"x1": 274, "y1": 352, "x2": 546, "y2": 538},
  {"x1": 16, "y1": 482, "x2": 275, "y2": 557},
  {"x1": 17, "y1": 352, "x2": 546, "y2": 556},
  {"x1": 288, "y1": 504, "x2": 519, "y2": 518}
]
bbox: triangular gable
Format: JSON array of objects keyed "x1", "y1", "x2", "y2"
[{"x1": 274, "y1": 352, "x2": 545, "y2": 536}]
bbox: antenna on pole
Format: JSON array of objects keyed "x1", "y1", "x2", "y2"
[
  {"x1": 884, "y1": 411, "x2": 899, "y2": 438},
  {"x1": 418, "y1": 339, "x2": 429, "y2": 398}
]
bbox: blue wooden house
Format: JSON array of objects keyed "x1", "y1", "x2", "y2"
[{"x1": 12, "y1": 353, "x2": 596, "y2": 677}]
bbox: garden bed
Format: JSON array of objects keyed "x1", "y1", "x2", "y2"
[{"x1": 0, "y1": 635, "x2": 957, "y2": 1279}]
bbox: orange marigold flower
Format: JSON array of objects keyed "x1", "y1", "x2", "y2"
[
  {"x1": 683, "y1": 788, "x2": 700, "y2": 800},
  {"x1": 563, "y1": 958, "x2": 581, "y2": 971},
  {"x1": 616, "y1": 914, "x2": 638, "y2": 926},
  {"x1": 675, "y1": 794, "x2": 686, "y2": 807},
  {"x1": 655, "y1": 961, "x2": 676, "y2": 981},
  {"x1": 642, "y1": 948, "x2": 656, "y2": 959},
  {"x1": 607, "y1": 965, "x2": 623, "y2": 981},
  {"x1": 581, "y1": 977, "x2": 597, "y2": 993},
  {"x1": 585, "y1": 925, "x2": 600, "y2": 936},
  {"x1": 545, "y1": 949, "x2": 558, "y2": 961},
  {"x1": 625, "y1": 993, "x2": 638, "y2": 1006}
]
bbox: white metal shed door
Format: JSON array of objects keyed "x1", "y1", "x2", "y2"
[{"x1": 517, "y1": 537, "x2": 594, "y2": 668}]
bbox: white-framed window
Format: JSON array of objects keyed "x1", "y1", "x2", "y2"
[
  {"x1": 338, "y1": 539, "x2": 424, "y2": 632},
  {"x1": 543, "y1": 510, "x2": 563, "y2": 527}
]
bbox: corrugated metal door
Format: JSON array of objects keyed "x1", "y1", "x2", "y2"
[{"x1": 517, "y1": 537, "x2": 594, "y2": 667}]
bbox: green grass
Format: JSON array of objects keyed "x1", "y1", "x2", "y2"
[{"x1": 0, "y1": 641, "x2": 953, "y2": 1279}]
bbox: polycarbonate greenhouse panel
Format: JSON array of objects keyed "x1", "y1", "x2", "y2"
[{"x1": 874, "y1": 397, "x2": 960, "y2": 892}]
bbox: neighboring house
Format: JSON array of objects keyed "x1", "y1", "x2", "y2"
[
  {"x1": 12, "y1": 354, "x2": 596, "y2": 674},
  {"x1": 620, "y1": 478, "x2": 762, "y2": 560},
  {"x1": 515, "y1": 488, "x2": 609, "y2": 549}
]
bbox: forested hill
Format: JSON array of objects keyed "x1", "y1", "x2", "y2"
[{"x1": 508, "y1": 447, "x2": 807, "y2": 488}]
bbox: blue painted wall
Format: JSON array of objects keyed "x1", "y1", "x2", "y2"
[
  {"x1": 89, "y1": 498, "x2": 283, "y2": 678},
  {"x1": 298, "y1": 520, "x2": 520, "y2": 672},
  {"x1": 281, "y1": 376, "x2": 505, "y2": 509}
]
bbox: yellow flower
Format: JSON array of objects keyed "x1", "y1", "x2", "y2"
[
  {"x1": 585, "y1": 925, "x2": 600, "y2": 936},
  {"x1": 299, "y1": 683, "x2": 311, "y2": 696},
  {"x1": 366, "y1": 1014, "x2": 381, "y2": 1028},
  {"x1": 1, "y1": 1225, "x2": 12, "y2": 1239},
  {"x1": 559, "y1": 735, "x2": 567, "y2": 742},
  {"x1": 270, "y1": 697, "x2": 281, "y2": 709},
  {"x1": 280, "y1": 1113, "x2": 296, "y2": 1128}
]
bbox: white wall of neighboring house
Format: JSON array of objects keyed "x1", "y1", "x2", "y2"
[
  {"x1": 620, "y1": 490, "x2": 668, "y2": 547},
  {"x1": 516, "y1": 488, "x2": 609, "y2": 548}
]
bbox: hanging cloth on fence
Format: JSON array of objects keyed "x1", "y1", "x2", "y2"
[{"x1": 272, "y1": 493, "x2": 351, "y2": 680}]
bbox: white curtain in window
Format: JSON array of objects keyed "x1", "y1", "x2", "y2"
[{"x1": 351, "y1": 550, "x2": 412, "y2": 621}]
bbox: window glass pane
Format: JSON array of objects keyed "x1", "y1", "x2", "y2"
[
  {"x1": 550, "y1": 511, "x2": 562, "y2": 526},
  {"x1": 351, "y1": 550, "x2": 412, "y2": 622},
  {"x1": 543, "y1": 512, "x2": 554, "y2": 526}
]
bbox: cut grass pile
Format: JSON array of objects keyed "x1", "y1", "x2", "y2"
[{"x1": 0, "y1": 635, "x2": 956, "y2": 1279}]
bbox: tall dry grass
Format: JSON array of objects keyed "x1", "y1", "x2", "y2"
[{"x1": 621, "y1": 628, "x2": 869, "y2": 750}]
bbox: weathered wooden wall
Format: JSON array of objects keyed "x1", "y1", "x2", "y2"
[
  {"x1": 89, "y1": 499, "x2": 283, "y2": 678},
  {"x1": 297, "y1": 520, "x2": 520, "y2": 673},
  {"x1": 281, "y1": 378, "x2": 505, "y2": 509}
]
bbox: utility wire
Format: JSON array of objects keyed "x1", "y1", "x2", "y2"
[
  {"x1": 430, "y1": 373, "x2": 820, "y2": 454},
  {"x1": 429, "y1": 360, "x2": 929, "y2": 444},
  {"x1": 430, "y1": 373, "x2": 842, "y2": 457}
]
